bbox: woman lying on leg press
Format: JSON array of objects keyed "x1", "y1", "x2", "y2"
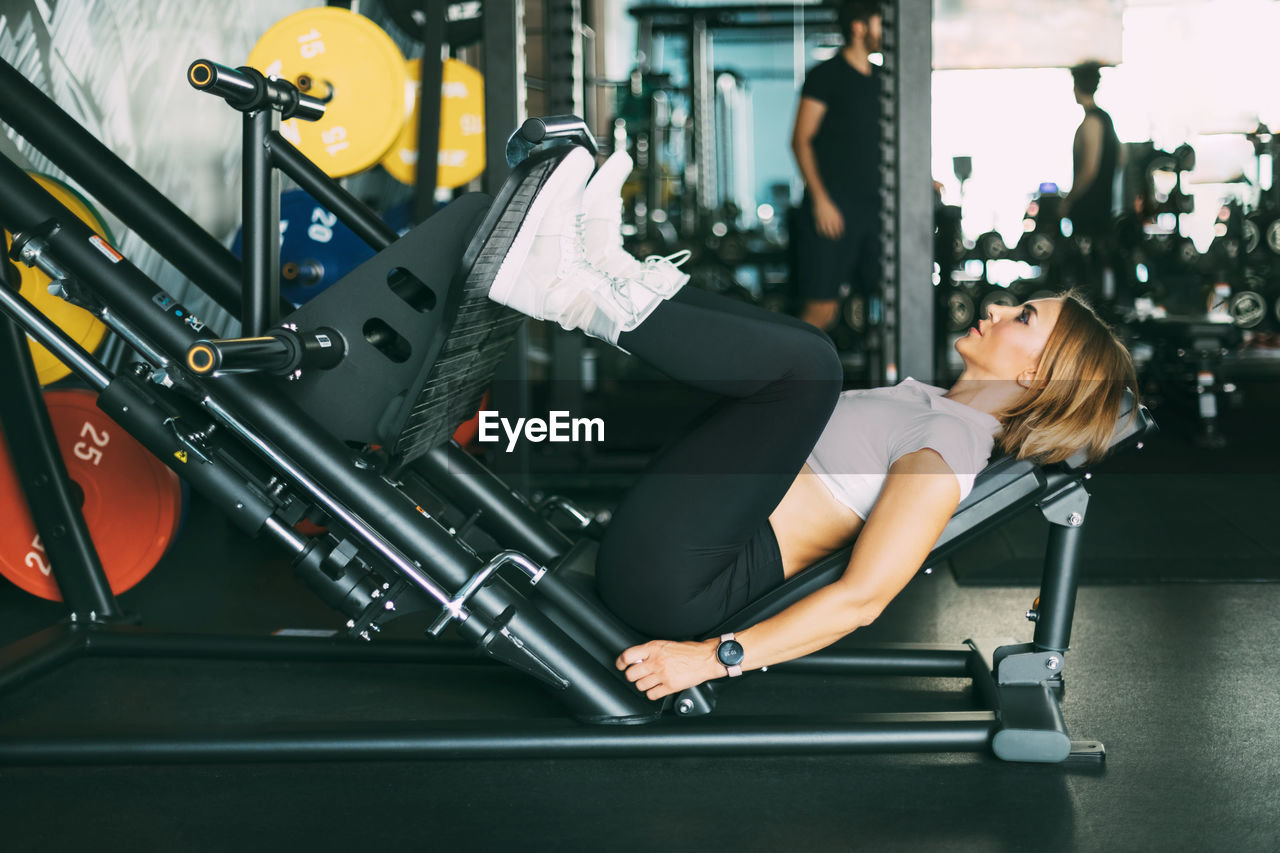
[{"x1": 487, "y1": 147, "x2": 1138, "y2": 701}]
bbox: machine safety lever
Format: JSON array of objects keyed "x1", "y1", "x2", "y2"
[{"x1": 428, "y1": 550, "x2": 547, "y2": 636}]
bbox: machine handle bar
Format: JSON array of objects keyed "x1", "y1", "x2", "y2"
[
  {"x1": 186, "y1": 326, "x2": 344, "y2": 377},
  {"x1": 187, "y1": 59, "x2": 325, "y2": 122}
]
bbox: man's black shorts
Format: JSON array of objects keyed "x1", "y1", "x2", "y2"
[{"x1": 793, "y1": 195, "x2": 882, "y2": 302}]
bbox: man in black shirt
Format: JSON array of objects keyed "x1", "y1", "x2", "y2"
[
  {"x1": 790, "y1": 0, "x2": 883, "y2": 331},
  {"x1": 1062, "y1": 61, "x2": 1121, "y2": 303},
  {"x1": 1062, "y1": 61, "x2": 1120, "y2": 240}
]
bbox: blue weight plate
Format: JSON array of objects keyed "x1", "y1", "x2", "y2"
[{"x1": 231, "y1": 189, "x2": 378, "y2": 305}]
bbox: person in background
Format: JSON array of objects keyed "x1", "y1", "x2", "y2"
[
  {"x1": 789, "y1": 0, "x2": 884, "y2": 332},
  {"x1": 1061, "y1": 61, "x2": 1121, "y2": 241}
]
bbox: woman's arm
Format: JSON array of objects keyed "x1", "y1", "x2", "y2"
[{"x1": 616, "y1": 448, "x2": 962, "y2": 700}]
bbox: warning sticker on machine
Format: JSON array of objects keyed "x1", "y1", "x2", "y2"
[{"x1": 89, "y1": 234, "x2": 122, "y2": 263}]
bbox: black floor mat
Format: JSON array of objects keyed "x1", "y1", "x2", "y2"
[{"x1": 950, "y1": 473, "x2": 1280, "y2": 585}]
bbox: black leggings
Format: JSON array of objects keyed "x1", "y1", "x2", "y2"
[{"x1": 596, "y1": 287, "x2": 843, "y2": 639}]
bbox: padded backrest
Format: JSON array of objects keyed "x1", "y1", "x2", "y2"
[{"x1": 1061, "y1": 387, "x2": 1150, "y2": 470}]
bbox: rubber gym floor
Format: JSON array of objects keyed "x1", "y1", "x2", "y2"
[{"x1": 1, "y1": 370, "x2": 1278, "y2": 853}]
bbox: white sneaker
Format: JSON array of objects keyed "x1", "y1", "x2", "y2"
[
  {"x1": 487, "y1": 146, "x2": 596, "y2": 312},
  {"x1": 578, "y1": 150, "x2": 690, "y2": 300},
  {"x1": 488, "y1": 146, "x2": 664, "y2": 347}
]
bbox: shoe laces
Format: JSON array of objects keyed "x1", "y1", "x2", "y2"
[
  {"x1": 642, "y1": 249, "x2": 691, "y2": 271},
  {"x1": 571, "y1": 212, "x2": 691, "y2": 324}
]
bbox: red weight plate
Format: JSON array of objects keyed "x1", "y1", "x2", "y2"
[
  {"x1": 295, "y1": 519, "x2": 328, "y2": 537},
  {"x1": 451, "y1": 390, "x2": 490, "y2": 448},
  {"x1": 0, "y1": 390, "x2": 183, "y2": 601}
]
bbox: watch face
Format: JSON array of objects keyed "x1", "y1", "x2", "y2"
[{"x1": 717, "y1": 640, "x2": 745, "y2": 667}]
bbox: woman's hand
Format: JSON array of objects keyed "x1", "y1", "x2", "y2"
[
  {"x1": 812, "y1": 196, "x2": 845, "y2": 240},
  {"x1": 616, "y1": 639, "x2": 720, "y2": 701}
]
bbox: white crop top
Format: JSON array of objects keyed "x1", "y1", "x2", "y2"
[{"x1": 805, "y1": 378, "x2": 1002, "y2": 520}]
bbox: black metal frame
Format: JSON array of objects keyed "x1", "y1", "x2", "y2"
[
  {"x1": 881, "y1": 0, "x2": 936, "y2": 383},
  {"x1": 192, "y1": 60, "x2": 402, "y2": 335},
  {"x1": 0, "y1": 44, "x2": 1154, "y2": 765}
]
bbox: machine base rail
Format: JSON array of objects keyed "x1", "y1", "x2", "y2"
[
  {"x1": 0, "y1": 715, "x2": 999, "y2": 766},
  {"x1": 0, "y1": 626, "x2": 1103, "y2": 766},
  {"x1": 0, "y1": 624, "x2": 482, "y2": 694}
]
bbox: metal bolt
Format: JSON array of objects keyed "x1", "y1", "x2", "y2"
[
  {"x1": 1045, "y1": 656, "x2": 1062, "y2": 671},
  {"x1": 384, "y1": 601, "x2": 396, "y2": 611},
  {"x1": 1067, "y1": 512, "x2": 1083, "y2": 527},
  {"x1": 1136, "y1": 442, "x2": 1144, "y2": 450},
  {"x1": 346, "y1": 619, "x2": 355, "y2": 628},
  {"x1": 677, "y1": 699, "x2": 693, "y2": 715},
  {"x1": 359, "y1": 630, "x2": 371, "y2": 641},
  {"x1": 354, "y1": 458, "x2": 372, "y2": 470},
  {"x1": 1026, "y1": 610, "x2": 1039, "y2": 622}
]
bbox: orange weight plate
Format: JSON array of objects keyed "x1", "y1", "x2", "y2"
[
  {"x1": 0, "y1": 390, "x2": 183, "y2": 601},
  {"x1": 451, "y1": 389, "x2": 490, "y2": 448}
]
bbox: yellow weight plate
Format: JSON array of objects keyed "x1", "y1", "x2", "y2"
[
  {"x1": 381, "y1": 58, "x2": 486, "y2": 188},
  {"x1": 248, "y1": 7, "x2": 408, "y2": 178},
  {"x1": 3, "y1": 175, "x2": 111, "y2": 385}
]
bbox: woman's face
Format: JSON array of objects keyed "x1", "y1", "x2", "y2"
[{"x1": 956, "y1": 298, "x2": 1063, "y2": 382}]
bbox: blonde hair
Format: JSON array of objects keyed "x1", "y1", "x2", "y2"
[{"x1": 996, "y1": 291, "x2": 1139, "y2": 466}]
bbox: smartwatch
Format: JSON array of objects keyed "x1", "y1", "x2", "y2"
[{"x1": 716, "y1": 632, "x2": 745, "y2": 677}]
